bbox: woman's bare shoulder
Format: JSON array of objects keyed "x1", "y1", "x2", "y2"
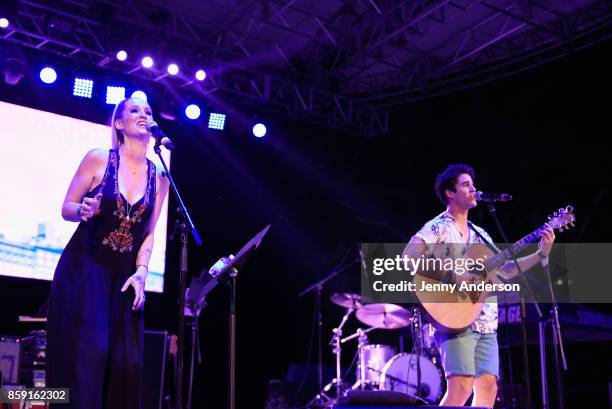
[
  {"x1": 75, "y1": 148, "x2": 110, "y2": 177},
  {"x1": 85, "y1": 148, "x2": 109, "y2": 160},
  {"x1": 80, "y1": 148, "x2": 109, "y2": 167}
]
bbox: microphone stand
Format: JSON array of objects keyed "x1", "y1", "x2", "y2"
[
  {"x1": 184, "y1": 295, "x2": 206, "y2": 409},
  {"x1": 299, "y1": 244, "x2": 359, "y2": 406},
  {"x1": 153, "y1": 139, "x2": 203, "y2": 409},
  {"x1": 486, "y1": 201, "x2": 541, "y2": 409},
  {"x1": 412, "y1": 307, "x2": 423, "y2": 399},
  {"x1": 539, "y1": 255, "x2": 567, "y2": 409}
]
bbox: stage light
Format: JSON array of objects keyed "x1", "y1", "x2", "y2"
[
  {"x1": 252, "y1": 123, "x2": 267, "y2": 138},
  {"x1": 116, "y1": 50, "x2": 127, "y2": 61},
  {"x1": 167, "y1": 64, "x2": 179, "y2": 75},
  {"x1": 39, "y1": 67, "x2": 57, "y2": 84},
  {"x1": 73, "y1": 78, "x2": 94, "y2": 98},
  {"x1": 195, "y1": 70, "x2": 206, "y2": 81},
  {"x1": 131, "y1": 90, "x2": 148, "y2": 101},
  {"x1": 185, "y1": 104, "x2": 201, "y2": 120},
  {"x1": 0, "y1": 18, "x2": 9, "y2": 28},
  {"x1": 208, "y1": 113, "x2": 226, "y2": 130},
  {"x1": 141, "y1": 56, "x2": 154, "y2": 68},
  {"x1": 106, "y1": 86, "x2": 126, "y2": 104}
]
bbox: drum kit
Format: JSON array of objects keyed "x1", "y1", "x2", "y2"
[{"x1": 309, "y1": 293, "x2": 445, "y2": 406}]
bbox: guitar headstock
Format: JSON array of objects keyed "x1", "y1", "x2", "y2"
[{"x1": 547, "y1": 206, "x2": 576, "y2": 232}]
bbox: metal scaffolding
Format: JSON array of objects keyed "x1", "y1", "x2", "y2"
[{"x1": 1, "y1": 0, "x2": 610, "y2": 135}]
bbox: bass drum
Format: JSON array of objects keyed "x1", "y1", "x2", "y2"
[{"x1": 379, "y1": 353, "x2": 445, "y2": 403}]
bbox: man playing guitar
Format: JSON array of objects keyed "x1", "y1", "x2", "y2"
[{"x1": 404, "y1": 164, "x2": 556, "y2": 408}]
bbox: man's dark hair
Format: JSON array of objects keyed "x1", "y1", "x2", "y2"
[{"x1": 435, "y1": 164, "x2": 475, "y2": 205}]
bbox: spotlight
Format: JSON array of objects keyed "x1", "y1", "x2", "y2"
[
  {"x1": 208, "y1": 113, "x2": 226, "y2": 130},
  {"x1": 185, "y1": 104, "x2": 201, "y2": 120},
  {"x1": 73, "y1": 78, "x2": 94, "y2": 98},
  {"x1": 167, "y1": 64, "x2": 179, "y2": 75},
  {"x1": 116, "y1": 50, "x2": 127, "y2": 61},
  {"x1": 131, "y1": 90, "x2": 148, "y2": 101},
  {"x1": 39, "y1": 67, "x2": 57, "y2": 84},
  {"x1": 141, "y1": 56, "x2": 154, "y2": 68},
  {"x1": 252, "y1": 123, "x2": 267, "y2": 138},
  {"x1": 195, "y1": 70, "x2": 206, "y2": 81},
  {"x1": 106, "y1": 86, "x2": 126, "y2": 104},
  {"x1": 0, "y1": 18, "x2": 9, "y2": 29}
]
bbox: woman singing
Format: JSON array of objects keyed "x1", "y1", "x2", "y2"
[{"x1": 47, "y1": 97, "x2": 168, "y2": 408}]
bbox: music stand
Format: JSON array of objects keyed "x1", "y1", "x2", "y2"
[{"x1": 185, "y1": 224, "x2": 271, "y2": 409}]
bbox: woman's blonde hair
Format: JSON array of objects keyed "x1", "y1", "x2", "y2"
[{"x1": 110, "y1": 98, "x2": 129, "y2": 150}]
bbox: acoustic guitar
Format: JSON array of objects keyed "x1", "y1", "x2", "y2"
[{"x1": 414, "y1": 206, "x2": 575, "y2": 333}]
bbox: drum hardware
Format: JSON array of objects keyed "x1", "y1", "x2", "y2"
[
  {"x1": 353, "y1": 343, "x2": 396, "y2": 390},
  {"x1": 411, "y1": 307, "x2": 424, "y2": 398},
  {"x1": 330, "y1": 292, "x2": 363, "y2": 310},
  {"x1": 355, "y1": 303, "x2": 412, "y2": 330},
  {"x1": 307, "y1": 305, "x2": 355, "y2": 407},
  {"x1": 299, "y1": 247, "x2": 362, "y2": 407},
  {"x1": 340, "y1": 326, "x2": 376, "y2": 344},
  {"x1": 379, "y1": 353, "x2": 445, "y2": 403},
  {"x1": 306, "y1": 294, "x2": 427, "y2": 407}
]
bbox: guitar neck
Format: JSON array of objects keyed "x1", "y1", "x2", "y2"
[{"x1": 486, "y1": 227, "x2": 544, "y2": 270}]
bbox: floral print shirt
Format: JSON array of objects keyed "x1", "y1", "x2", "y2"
[{"x1": 413, "y1": 211, "x2": 498, "y2": 334}]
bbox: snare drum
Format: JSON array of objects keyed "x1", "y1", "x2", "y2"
[
  {"x1": 380, "y1": 353, "x2": 445, "y2": 403},
  {"x1": 357, "y1": 344, "x2": 396, "y2": 387}
]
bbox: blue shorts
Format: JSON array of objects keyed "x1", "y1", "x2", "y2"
[{"x1": 434, "y1": 327, "x2": 499, "y2": 378}]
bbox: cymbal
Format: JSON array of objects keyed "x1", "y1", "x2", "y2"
[
  {"x1": 356, "y1": 303, "x2": 412, "y2": 329},
  {"x1": 330, "y1": 293, "x2": 363, "y2": 309}
]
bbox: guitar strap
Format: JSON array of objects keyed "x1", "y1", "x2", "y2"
[{"x1": 467, "y1": 221, "x2": 500, "y2": 255}]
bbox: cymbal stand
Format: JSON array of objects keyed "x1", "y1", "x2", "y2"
[
  {"x1": 306, "y1": 307, "x2": 354, "y2": 407},
  {"x1": 343, "y1": 327, "x2": 376, "y2": 390}
]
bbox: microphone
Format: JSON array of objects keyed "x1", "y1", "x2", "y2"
[
  {"x1": 476, "y1": 191, "x2": 513, "y2": 202},
  {"x1": 146, "y1": 121, "x2": 175, "y2": 151}
]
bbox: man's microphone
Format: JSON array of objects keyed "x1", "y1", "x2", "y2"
[
  {"x1": 476, "y1": 191, "x2": 513, "y2": 202},
  {"x1": 146, "y1": 121, "x2": 175, "y2": 151}
]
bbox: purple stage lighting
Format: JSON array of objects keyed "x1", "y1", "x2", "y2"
[
  {"x1": 106, "y1": 86, "x2": 126, "y2": 104},
  {"x1": 116, "y1": 50, "x2": 128, "y2": 61},
  {"x1": 167, "y1": 64, "x2": 179, "y2": 75},
  {"x1": 39, "y1": 67, "x2": 57, "y2": 84},
  {"x1": 131, "y1": 90, "x2": 148, "y2": 102},
  {"x1": 252, "y1": 123, "x2": 267, "y2": 138},
  {"x1": 73, "y1": 78, "x2": 94, "y2": 98},
  {"x1": 185, "y1": 104, "x2": 201, "y2": 120},
  {"x1": 141, "y1": 56, "x2": 154, "y2": 68},
  {"x1": 195, "y1": 70, "x2": 206, "y2": 81},
  {"x1": 0, "y1": 18, "x2": 9, "y2": 28},
  {"x1": 208, "y1": 113, "x2": 226, "y2": 130}
]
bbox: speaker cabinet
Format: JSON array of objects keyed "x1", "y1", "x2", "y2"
[{"x1": 142, "y1": 330, "x2": 168, "y2": 409}]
